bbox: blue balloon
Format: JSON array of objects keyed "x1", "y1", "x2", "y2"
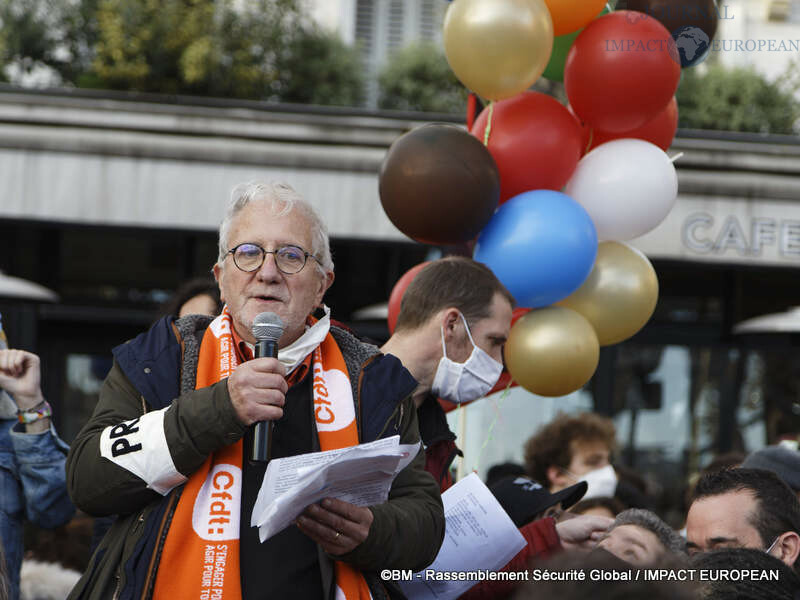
[{"x1": 474, "y1": 190, "x2": 598, "y2": 308}]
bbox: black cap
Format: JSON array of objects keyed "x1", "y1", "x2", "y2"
[{"x1": 489, "y1": 476, "x2": 588, "y2": 527}]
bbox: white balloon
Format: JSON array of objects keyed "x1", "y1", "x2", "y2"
[{"x1": 565, "y1": 138, "x2": 678, "y2": 241}]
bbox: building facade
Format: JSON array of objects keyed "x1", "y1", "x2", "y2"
[{"x1": 1, "y1": 87, "x2": 799, "y2": 523}]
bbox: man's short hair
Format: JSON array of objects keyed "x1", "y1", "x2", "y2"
[
  {"x1": 523, "y1": 412, "x2": 617, "y2": 487},
  {"x1": 217, "y1": 180, "x2": 333, "y2": 274},
  {"x1": 692, "y1": 548, "x2": 800, "y2": 600},
  {"x1": 393, "y1": 257, "x2": 515, "y2": 332},
  {"x1": 691, "y1": 468, "x2": 800, "y2": 553},
  {"x1": 610, "y1": 508, "x2": 686, "y2": 555}
]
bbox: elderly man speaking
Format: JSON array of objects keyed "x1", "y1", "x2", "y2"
[{"x1": 66, "y1": 181, "x2": 444, "y2": 600}]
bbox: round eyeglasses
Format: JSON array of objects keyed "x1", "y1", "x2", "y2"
[{"x1": 226, "y1": 243, "x2": 320, "y2": 275}]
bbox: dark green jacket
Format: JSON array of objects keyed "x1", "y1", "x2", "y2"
[{"x1": 66, "y1": 315, "x2": 444, "y2": 600}]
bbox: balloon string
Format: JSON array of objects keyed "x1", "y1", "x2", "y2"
[
  {"x1": 585, "y1": 127, "x2": 594, "y2": 154},
  {"x1": 483, "y1": 101, "x2": 494, "y2": 146},
  {"x1": 669, "y1": 152, "x2": 684, "y2": 163},
  {"x1": 471, "y1": 381, "x2": 511, "y2": 476}
]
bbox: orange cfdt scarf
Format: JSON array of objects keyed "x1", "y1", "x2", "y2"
[{"x1": 152, "y1": 308, "x2": 372, "y2": 599}]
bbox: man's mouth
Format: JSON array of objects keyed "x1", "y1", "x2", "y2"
[{"x1": 254, "y1": 294, "x2": 283, "y2": 303}]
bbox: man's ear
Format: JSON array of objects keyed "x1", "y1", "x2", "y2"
[
  {"x1": 441, "y1": 308, "x2": 461, "y2": 339},
  {"x1": 315, "y1": 270, "x2": 335, "y2": 306},
  {"x1": 776, "y1": 531, "x2": 800, "y2": 567},
  {"x1": 212, "y1": 263, "x2": 225, "y2": 303}
]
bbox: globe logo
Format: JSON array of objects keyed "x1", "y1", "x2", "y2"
[{"x1": 673, "y1": 25, "x2": 710, "y2": 68}]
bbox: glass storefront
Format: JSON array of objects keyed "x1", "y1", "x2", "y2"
[{"x1": 449, "y1": 259, "x2": 800, "y2": 526}]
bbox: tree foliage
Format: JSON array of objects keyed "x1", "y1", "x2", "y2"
[
  {"x1": 676, "y1": 63, "x2": 800, "y2": 134},
  {"x1": 0, "y1": 0, "x2": 364, "y2": 105},
  {"x1": 378, "y1": 43, "x2": 467, "y2": 114},
  {"x1": 0, "y1": 0, "x2": 99, "y2": 85}
]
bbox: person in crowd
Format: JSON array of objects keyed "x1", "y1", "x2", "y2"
[
  {"x1": 686, "y1": 467, "x2": 800, "y2": 569},
  {"x1": 742, "y1": 444, "x2": 800, "y2": 499},
  {"x1": 485, "y1": 461, "x2": 526, "y2": 487},
  {"x1": 692, "y1": 547, "x2": 800, "y2": 600},
  {"x1": 381, "y1": 257, "x2": 514, "y2": 492},
  {"x1": 381, "y1": 257, "x2": 612, "y2": 600},
  {"x1": 65, "y1": 181, "x2": 445, "y2": 599},
  {"x1": 614, "y1": 463, "x2": 654, "y2": 510},
  {"x1": 159, "y1": 276, "x2": 222, "y2": 319},
  {"x1": 514, "y1": 545, "x2": 697, "y2": 600},
  {"x1": 569, "y1": 496, "x2": 626, "y2": 519},
  {"x1": 595, "y1": 508, "x2": 686, "y2": 567},
  {"x1": 489, "y1": 475, "x2": 587, "y2": 526},
  {"x1": 523, "y1": 411, "x2": 619, "y2": 498},
  {"x1": 0, "y1": 340, "x2": 75, "y2": 600}
]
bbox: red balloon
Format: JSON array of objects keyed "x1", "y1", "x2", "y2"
[
  {"x1": 471, "y1": 91, "x2": 583, "y2": 204},
  {"x1": 584, "y1": 96, "x2": 678, "y2": 152},
  {"x1": 565, "y1": 11, "x2": 681, "y2": 133},
  {"x1": 387, "y1": 262, "x2": 430, "y2": 334}
]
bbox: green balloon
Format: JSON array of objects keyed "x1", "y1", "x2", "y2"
[
  {"x1": 542, "y1": 6, "x2": 611, "y2": 82},
  {"x1": 542, "y1": 30, "x2": 581, "y2": 81}
]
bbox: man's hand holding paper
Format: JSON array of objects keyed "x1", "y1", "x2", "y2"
[
  {"x1": 251, "y1": 435, "x2": 419, "y2": 543},
  {"x1": 297, "y1": 498, "x2": 374, "y2": 555}
]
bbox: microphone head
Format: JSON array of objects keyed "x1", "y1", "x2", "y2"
[{"x1": 251, "y1": 312, "x2": 285, "y2": 342}]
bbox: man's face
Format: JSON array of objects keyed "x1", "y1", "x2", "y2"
[
  {"x1": 597, "y1": 524, "x2": 666, "y2": 567},
  {"x1": 449, "y1": 292, "x2": 512, "y2": 365},
  {"x1": 686, "y1": 490, "x2": 765, "y2": 555},
  {"x1": 213, "y1": 201, "x2": 333, "y2": 345},
  {"x1": 567, "y1": 438, "x2": 611, "y2": 478}
]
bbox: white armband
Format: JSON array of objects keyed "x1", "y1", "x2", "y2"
[{"x1": 100, "y1": 408, "x2": 187, "y2": 495}]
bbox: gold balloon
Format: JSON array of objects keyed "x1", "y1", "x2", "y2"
[
  {"x1": 443, "y1": 0, "x2": 554, "y2": 100},
  {"x1": 505, "y1": 307, "x2": 599, "y2": 397},
  {"x1": 556, "y1": 241, "x2": 659, "y2": 346}
]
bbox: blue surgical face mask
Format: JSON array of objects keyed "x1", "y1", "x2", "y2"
[{"x1": 431, "y1": 312, "x2": 503, "y2": 404}]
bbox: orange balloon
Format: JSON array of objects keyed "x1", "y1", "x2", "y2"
[{"x1": 543, "y1": 0, "x2": 607, "y2": 36}]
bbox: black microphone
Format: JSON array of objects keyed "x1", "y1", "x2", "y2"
[{"x1": 250, "y1": 311, "x2": 285, "y2": 463}]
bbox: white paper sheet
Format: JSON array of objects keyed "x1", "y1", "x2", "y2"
[
  {"x1": 400, "y1": 472, "x2": 527, "y2": 600},
  {"x1": 251, "y1": 435, "x2": 419, "y2": 541}
]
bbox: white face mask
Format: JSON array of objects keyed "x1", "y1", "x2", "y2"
[
  {"x1": 430, "y1": 312, "x2": 504, "y2": 404},
  {"x1": 246, "y1": 305, "x2": 331, "y2": 374},
  {"x1": 571, "y1": 464, "x2": 618, "y2": 500}
]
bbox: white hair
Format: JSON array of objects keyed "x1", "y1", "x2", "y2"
[
  {"x1": 611, "y1": 508, "x2": 686, "y2": 555},
  {"x1": 217, "y1": 181, "x2": 334, "y2": 275}
]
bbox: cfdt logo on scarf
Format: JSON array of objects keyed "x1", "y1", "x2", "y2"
[
  {"x1": 192, "y1": 464, "x2": 242, "y2": 541},
  {"x1": 313, "y1": 367, "x2": 354, "y2": 431},
  {"x1": 209, "y1": 315, "x2": 231, "y2": 338}
]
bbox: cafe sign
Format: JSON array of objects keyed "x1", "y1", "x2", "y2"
[{"x1": 631, "y1": 195, "x2": 800, "y2": 267}]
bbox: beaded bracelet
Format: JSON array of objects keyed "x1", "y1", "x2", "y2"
[{"x1": 17, "y1": 400, "x2": 52, "y2": 424}]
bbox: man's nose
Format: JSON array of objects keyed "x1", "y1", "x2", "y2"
[{"x1": 255, "y1": 252, "x2": 282, "y2": 281}]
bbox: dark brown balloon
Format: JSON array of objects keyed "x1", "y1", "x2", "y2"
[
  {"x1": 379, "y1": 124, "x2": 500, "y2": 245},
  {"x1": 625, "y1": 0, "x2": 718, "y2": 42}
]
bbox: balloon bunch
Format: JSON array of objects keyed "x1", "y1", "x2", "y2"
[{"x1": 379, "y1": 0, "x2": 718, "y2": 398}]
